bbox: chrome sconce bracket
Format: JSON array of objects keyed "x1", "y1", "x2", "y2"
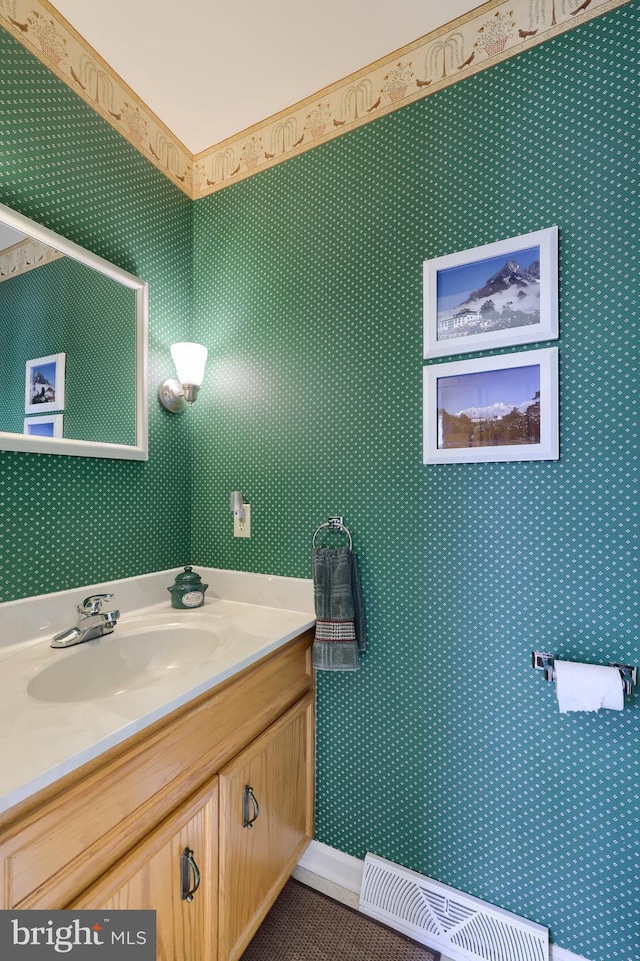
[
  {"x1": 158, "y1": 378, "x2": 187, "y2": 413},
  {"x1": 158, "y1": 379, "x2": 201, "y2": 413}
]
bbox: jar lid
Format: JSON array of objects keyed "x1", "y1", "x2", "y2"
[{"x1": 172, "y1": 566, "x2": 203, "y2": 588}]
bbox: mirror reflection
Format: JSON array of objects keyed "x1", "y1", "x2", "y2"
[{"x1": 0, "y1": 203, "x2": 148, "y2": 460}]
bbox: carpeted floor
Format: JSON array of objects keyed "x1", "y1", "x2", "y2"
[{"x1": 240, "y1": 879, "x2": 441, "y2": 961}]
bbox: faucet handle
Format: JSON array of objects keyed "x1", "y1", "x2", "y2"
[{"x1": 78, "y1": 593, "x2": 114, "y2": 615}]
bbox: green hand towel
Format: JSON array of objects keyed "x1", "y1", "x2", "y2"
[{"x1": 312, "y1": 546, "x2": 366, "y2": 671}]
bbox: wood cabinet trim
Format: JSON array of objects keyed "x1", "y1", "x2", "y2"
[
  {"x1": 72, "y1": 779, "x2": 219, "y2": 961},
  {"x1": 71, "y1": 778, "x2": 218, "y2": 907},
  {"x1": 218, "y1": 693, "x2": 315, "y2": 961}
]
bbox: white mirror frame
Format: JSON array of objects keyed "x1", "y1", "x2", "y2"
[{"x1": 0, "y1": 202, "x2": 148, "y2": 460}]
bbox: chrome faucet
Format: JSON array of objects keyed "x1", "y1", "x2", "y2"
[{"x1": 51, "y1": 593, "x2": 120, "y2": 648}]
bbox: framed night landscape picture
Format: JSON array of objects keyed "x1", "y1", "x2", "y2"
[
  {"x1": 423, "y1": 347, "x2": 559, "y2": 464},
  {"x1": 423, "y1": 227, "x2": 558, "y2": 358},
  {"x1": 23, "y1": 414, "x2": 63, "y2": 438}
]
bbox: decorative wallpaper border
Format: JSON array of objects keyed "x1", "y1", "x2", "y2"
[
  {"x1": 0, "y1": 0, "x2": 631, "y2": 199},
  {"x1": 0, "y1": 238, "x2": 63, "y2": 282},
  {"x1": 0, "y1": 0, "x2": 192, "y2": 192}
]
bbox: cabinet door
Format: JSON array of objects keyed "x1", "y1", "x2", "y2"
[
  {"x1": 218, "y1": 694, "x2": 314, "y2": 961},
  {"x1": 72, "y1": 779, "x2": 218, "y2": 961}
]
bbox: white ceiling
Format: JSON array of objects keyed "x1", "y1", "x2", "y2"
[{"x1": 51, "y1": 1, "x2": 482, "y2": 155}]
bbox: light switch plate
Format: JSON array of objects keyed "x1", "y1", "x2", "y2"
[{"x1": 234, "y1": 503, "x2": 251, "y2": 537}]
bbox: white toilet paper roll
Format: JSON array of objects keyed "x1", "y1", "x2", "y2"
[{"x1": 554, "y1": 660, "x2": 624, "y2": 713}]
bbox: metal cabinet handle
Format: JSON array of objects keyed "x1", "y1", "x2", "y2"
[
  {"x1": 242, "y1": 785, "x2": 260, "y2": 829},
  {"x1": 180, "y1": 847, "x2": 201, "y2": 902}
]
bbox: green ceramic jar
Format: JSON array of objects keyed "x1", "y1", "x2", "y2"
[{"x1": 168, "y1": 566, "x2": 208, "y2": 609}]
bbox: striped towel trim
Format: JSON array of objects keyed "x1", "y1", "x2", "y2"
[{"x1": 315, "y1": 619, "x2": 356, "y2": 642}]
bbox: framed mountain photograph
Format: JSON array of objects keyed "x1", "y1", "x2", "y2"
[
  {"x1": 25, "y1": 352, "x2": 66, "y2": 413},
  {"x1": 423, "y1": 227, "x2": 558, "y2": 358},
  {"x1": 423, "y1": 347, "x2": 559, "y2": 464}
]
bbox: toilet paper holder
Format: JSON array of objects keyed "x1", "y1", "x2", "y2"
[{"x1": 531, "y1": 652, "x2": 638, "y2": 696}]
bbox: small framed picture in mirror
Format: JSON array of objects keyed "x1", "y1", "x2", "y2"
[{"x1": 23, "y1": 414, "x2": 64, "y2": 438}]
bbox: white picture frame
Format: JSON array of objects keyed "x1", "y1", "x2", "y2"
[
  {"x1": 25, "y1": 352, "x2": 66, "y2": 413},
  {"x1": 424, "y1": 227, "x2": 558, "y2": 358},
  {"x1": 423, "y1": 347, "x2": 559, "y2": 464},
  {"x1": 23, "y1": 414, "x2": 64, "y2": 438}
]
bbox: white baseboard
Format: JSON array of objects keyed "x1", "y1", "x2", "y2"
[
  {"x1": 295, "y1": 841, "x2": 591, "y2": 961},
  {"x1": 551, "y1": 948, "x2": 593, "y2": 961},
  {"x1": 295, "y1": 839, "x2": 364, "y2": 893}
]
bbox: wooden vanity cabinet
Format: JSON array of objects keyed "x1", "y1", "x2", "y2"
[
  {"x1": 72, "y1": 779, "x2": 218, "y2": 961},
  {"x1": 218, "y1": 694, "x2": 314, "y2": 961},
  {"x1": 0, "y1": 629, "x2": 314, "y2": 961}
]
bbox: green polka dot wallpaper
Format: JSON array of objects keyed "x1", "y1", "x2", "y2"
[
  {"x1": 0, "y1": 27, "x2": 193, "y2": 601},
  {"x1": 192, "y1": 7, "x2": 639, "y2": 961}
]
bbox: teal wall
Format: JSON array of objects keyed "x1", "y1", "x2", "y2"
[
  {"x1": 0, "y1": 28, "x2": 193, "y2": 601},
  {"x1": 192, "y1": 7, "x2": 639, "y2": 961},
  {"x1": 0, "y1": 257, "x2": 136, "y2": 444}
]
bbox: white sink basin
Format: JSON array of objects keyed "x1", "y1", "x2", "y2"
[{"x1": 27, "y1": 621, "x2": 224, "y2": 703}]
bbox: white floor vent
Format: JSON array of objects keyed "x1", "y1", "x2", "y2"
[{"x1": 359, "y1": 853, "x2": 549, "y2": 961}]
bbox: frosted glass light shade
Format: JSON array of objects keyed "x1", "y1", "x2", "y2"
[{"x1": 170, "y1": 342, "x2": 208, "y2": 386}]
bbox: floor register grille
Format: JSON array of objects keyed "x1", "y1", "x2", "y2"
[{"x1": 359, "y1": 854, "x2": 549, "y2": 961}]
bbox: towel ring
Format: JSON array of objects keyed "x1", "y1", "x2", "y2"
[{"x1": 312, "y1": 516, "x2": 353, "y2": 550}]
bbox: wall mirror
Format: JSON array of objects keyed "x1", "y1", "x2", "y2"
[{"x1": 0, "y1": 202, "x2": 148, "y2": 460}]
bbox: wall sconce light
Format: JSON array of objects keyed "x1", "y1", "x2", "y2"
[{"x1": 159, "y1": 342, "x2": 208, "y2": 413}]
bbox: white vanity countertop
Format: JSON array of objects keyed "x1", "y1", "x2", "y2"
[{"x1": 0, "y1": 568, "x2": 315, "y2": 815}]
